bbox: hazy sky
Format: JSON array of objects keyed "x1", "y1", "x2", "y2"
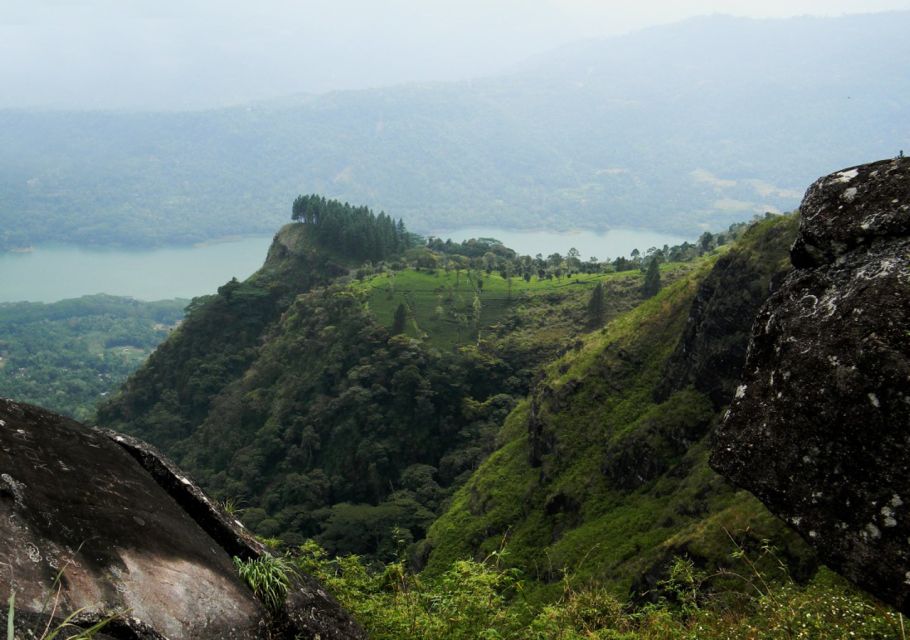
[{"x1": 2, "y1": 0, "x2": 909, "y2": 109}]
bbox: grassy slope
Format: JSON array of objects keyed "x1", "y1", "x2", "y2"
[
  {"x1": 354, "y1": 262, "x2": 690, "y2": 352},
  {"x1": 425, "y1": 218, "x2": 813, "y2": 602}
]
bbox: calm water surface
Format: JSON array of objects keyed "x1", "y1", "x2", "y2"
[
  {"x1": 0, "y1": 237, "x2": 274, "y2": 303},
  {"x1": 1, "y1": 228, "x2": 690, "y2": 303},
  {"x1": 435, "y1": 227, "x2": 688, "y2": 261}
]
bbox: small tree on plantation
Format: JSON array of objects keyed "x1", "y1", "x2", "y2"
[
  {"x1": 642, "y1": 258, "x2": 662, "y2": 298},
  {"x1": 587, "y1": 282, "x2": 606, "y2": 328},
  {"x1": 472, "y1": 294, "x2": 483, "y2": 329},
  {"x1": 391, "y1": 303, "x2": 408, "y2": 335}
]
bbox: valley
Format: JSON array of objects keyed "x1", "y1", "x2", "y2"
[{"x1": 0, "y1": 295, "x2": 185, "y2": 420}]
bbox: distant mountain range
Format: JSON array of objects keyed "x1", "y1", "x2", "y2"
[{"x1": 1, "y1": 12, "x2": 908, "y2": 249}]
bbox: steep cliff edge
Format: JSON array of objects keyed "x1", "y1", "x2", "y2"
[
  {"x1": 0, "y1": 398, "x2": 364, "y2": 639},
  {"x1": 712, "y1": 158, "x2": 910, "y2": 613},
  {"x1": 96, "y1": 223, "x2": 344, "y2": 451}
]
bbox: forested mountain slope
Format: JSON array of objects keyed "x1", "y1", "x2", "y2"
[
  {"x1": 3, "y1": 12, "x2": 908, "y2": 249},
  {"x1": 98, "y1": 203, "x2": 705, "y2": 557}
]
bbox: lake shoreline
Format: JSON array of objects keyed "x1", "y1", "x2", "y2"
[
  {"x1": 0, "y1": 236, "x2": 274, "y2": 304},
  {"x1": 1, "y1": 227, "x2": 690, "y2": 304}
]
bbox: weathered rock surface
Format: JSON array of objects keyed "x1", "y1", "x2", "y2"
[
  {"x1": 712, "y1": 158, "x2": 910, "y2": 613},
  {"x1": 0, "y1": 398, "x2": 364, "y2": 639}
]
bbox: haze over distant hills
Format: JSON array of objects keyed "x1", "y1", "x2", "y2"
[{"x1": 1, "y1": 12, "x2": 908, "y2": 249}]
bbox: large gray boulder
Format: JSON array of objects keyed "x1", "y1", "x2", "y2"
[
  {"x1": 0, "y1": 398, "x2": 364, "y2": 639},
  {"x1": 712, "y1": 157, "x2": 910, "y2": 613}
]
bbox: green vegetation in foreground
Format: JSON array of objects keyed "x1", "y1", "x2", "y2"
[
  {"x1": 0, "y1": 295, "x2": 185, "y2": 420},
  {"x1": 290, "y1": 540, "x2": 903, "y2": 639}
]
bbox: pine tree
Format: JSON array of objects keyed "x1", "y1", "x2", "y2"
[
  {"x1": 391, "y1": 303, "x2": 407, "y2": 335},
  {"x1": 586, "y1": 282, "x2": 605, "y2": 328},
  {"x1": 642, "y1": 258, "x2": 662, "y2": 298}
]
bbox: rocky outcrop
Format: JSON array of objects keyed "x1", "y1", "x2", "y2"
[
  {"x1": 712, "y1": 158, "x2": 910, "y2": 613},
  {"x1": 0, "y1": 398, "x2": 364, "y2": 639}
]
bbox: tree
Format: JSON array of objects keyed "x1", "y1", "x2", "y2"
[
  {"x1": 698, "y1": 232, "x2": 714, "y2": 255},
  {"x1": 586, "y1": 282, "x2": 606, "y2": 328},
  {"x1": 391, "y1": 303, "x2": 407, "y2": 335},
  {"x1": 642, "y1": 258, "x2": 662, "y2": 298},
  {"x1": 613, "y1": 256, "x2": 633, "y2": 272}
]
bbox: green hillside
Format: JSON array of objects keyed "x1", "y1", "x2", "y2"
[
  {"x1": 355, "y1": 263, "x2": 687, "y2": 352},
  {"x1": 91, "y1": 206, "x2": 907, "y2": 637},
  {"x1": 295, "y1": 213, "x2": 899, "y2": 638},
  {"x1": 423, "y1": 215, "x2": 814, "y2": 602}
]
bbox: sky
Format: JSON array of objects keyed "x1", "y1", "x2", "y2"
[{"x1": 2, "y1": 0, "x2": 909, "y2": 109}]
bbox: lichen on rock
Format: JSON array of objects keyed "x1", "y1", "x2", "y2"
[{"x1": 712, "y1": 157, "x2": 910, "y2": 613}]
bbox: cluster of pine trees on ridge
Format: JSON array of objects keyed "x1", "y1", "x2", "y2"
[{"x1": 291, "y1": 194, "x2": 414, "y2": 262}]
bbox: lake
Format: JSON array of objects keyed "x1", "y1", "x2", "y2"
[
  {"x1": 434, "y1": 227, "x2": 687, "y2": 261},
  {"x1": 0, "y1": 237, "x2": 274, "y2": 303},
  {"x1": 0, "y1": 227, "x2": 689, "y2": 303}
]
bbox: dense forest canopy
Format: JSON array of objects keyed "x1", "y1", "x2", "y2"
[{"x1": 0, "y1": 295, "x2": 186, "y2": 420}]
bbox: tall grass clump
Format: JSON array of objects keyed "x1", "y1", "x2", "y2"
[{"x1": 233, "y1": 553, "x2": 296, "y2": 614}]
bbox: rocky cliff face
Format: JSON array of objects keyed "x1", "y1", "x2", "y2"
[
  {"x1": 655, "y1": 215, "x2": 797, "y2": 408},
  {"x1": 0, "y1": 399, "x2": 364, "y2": 640},
  {"x1": 712, "y1": 158, "x2": 910, "y2": 613}
]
